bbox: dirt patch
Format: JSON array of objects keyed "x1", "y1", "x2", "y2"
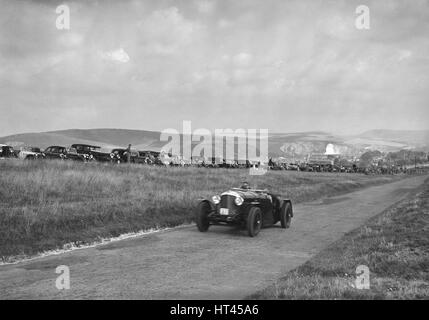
[
  {"x1": 97, "y1": 234, "x2": 162, "y2": 251},
  {"x1": 19, "y1": 255, "x2": 89, "y2": 271},
  {"x1": 322, "y1": 197, "x2": 351, "y2": 205}
]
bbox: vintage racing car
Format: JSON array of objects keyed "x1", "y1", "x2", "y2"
[{"x1": 196, "y1": 183, "x2": 293, "y2": 237}]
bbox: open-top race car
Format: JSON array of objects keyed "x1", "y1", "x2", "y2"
[{"x1": 196, "y1": 182, "x2": 293, "y2": 237}]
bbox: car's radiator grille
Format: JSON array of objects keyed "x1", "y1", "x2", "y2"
[{"x1": 220, "y1": 195, "x2": 237, "y2": 214}]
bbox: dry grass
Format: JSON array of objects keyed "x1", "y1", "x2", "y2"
[
  {"x1": 249, "y1": 178, "x2": 429, "y2": 300},
  {"x1": 0, "y1": 159, "x2": 402, "y2": 260}
]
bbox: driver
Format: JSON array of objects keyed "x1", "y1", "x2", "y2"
[{"x1": 240, "y1": 181, "x2": 251, "y2": 189}]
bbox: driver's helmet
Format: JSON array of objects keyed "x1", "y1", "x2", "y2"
[{"x1": 240, "y1": 181, "x2": 251, "y2": 189}]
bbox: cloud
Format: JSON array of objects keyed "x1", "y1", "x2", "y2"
[
  {"x1": 197, "y1": 1, "x2": 215, "y2": 14},
  {"x1": 138, "y1": 7, "x2": 201, "y2": 55},
  {"x1": 232, "y1": 53, "x2": 252, "y2": 67},
  {"x1": 217, "y1": 19, "x2": 232, "y2": 29},
  {"x1": 58, "y1": 33, "x2": 84, "y2": 48},
  {"x1": 1, "y1": 0, "x2": 428, "y2": 136},
  {"x1": 100, "y1": 48, "x2": 130, "y2": 63},
  {"x1": 397, "y1": 50, "x2": 412, "y2": 62}
]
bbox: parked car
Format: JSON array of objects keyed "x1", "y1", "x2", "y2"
[
  {"x1": 191, "y1": 156, "x2": 207, "y2": 167},
  {"x1": 236, "y1": 159, "x2": 251, "y2": 169},
  {"x1": 110, "y1": 148, "x2": 139, "y2": 163},
  {"x1": 170, "y1": 155, "x2": 187, "y2": 167},
  {"x1": 195, "y1": 183, "x2": 293, "y2": 237},
  {"x1": 298, "y1": 163, "x2": 311, "y2": 172},
  {"x1": 139, "y1": 151, "x2": 167, "y2": 166},
  {"x1": 132, "y1": 151, "x2": 149, "y2": 164},
  {"x1": 223, "y1": 159, "x2": 238, "y2": 168},
  {"x1": 89, "y1": 147, "x2": 115, "y2": 163},
  {"x1": 287, "y1": 163, "x2": 300, "y2": 171},
  {"x1": 43, "y1": 146, "x2": 67, "y2": 160},
  {"x1": 205, "y1": 157, "x2": 224, "y2": 168},
  {"x1": 156, "y1": 152, "x2": 174, "y2": 166},
  {"x1": 0, "y1": 144, "x2": 16, "y2": 159},
  {"x1": 17, "y1": 146, "x2": 44, "y2": 160},
  {"x1": 70, "y1": 144, "x2": 101, "y2": 161},
  {"x1": 65, "y1": 147, "x2": 91, "y2": 162},
  {"x1": 268, "y1": 159, "x2": 286, "y2": 170},
  {"x1": 309, "y1": 164, "x2": 320, "y2": 172}
]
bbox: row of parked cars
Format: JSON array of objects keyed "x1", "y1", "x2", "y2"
[
  {"x1": 0, "y1": 143, "x2": 363, "y2": 173},
  {"x1": 268, "y1": 159, "x2": 357, "y2": 173},
  {"x1": 0, "y1": 143, "x2": 166, "y2": 165},
  {"x1": 0, "y1": 143, "x2": 264, "y2": 168}
]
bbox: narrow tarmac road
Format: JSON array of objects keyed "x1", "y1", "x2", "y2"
[{"x1": 0, "y1": 175, "x2": 426, "y2": 299}]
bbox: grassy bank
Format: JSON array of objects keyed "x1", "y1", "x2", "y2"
[
  {"x1": 0, "y1": 160, "x2": 403, "y2": 260},
  {"x1": 249, "y1": 178, "x2": 429, "y2": 299}
]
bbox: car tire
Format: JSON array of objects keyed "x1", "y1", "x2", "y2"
[
  {"x1": 280, "y1": 201, "x2": 292, "y2": 229},
  {"x1": 196, "y1": 201, "x2": 211, "y2": 232},
  {"x1": 247, "y1": 207, "x2": 262, "y2": 237}
]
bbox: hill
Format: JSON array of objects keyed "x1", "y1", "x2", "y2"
[
  {"x1": 0, "y1": 129, "x2": 162, "y2": 150},
  {"x1": 357, "y1": 129, "x2": 429, "y2": 147}
]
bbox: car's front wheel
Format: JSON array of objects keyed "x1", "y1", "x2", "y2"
[
  {"x1": 280, "y1": 201, "x2": 292, "y2": 228},
  {"x1": 196, "y1": 201, "x2": 211, "y2": 232},
  {"x1": 247, "y1": 207, "x2": 262, "y2": 237}
]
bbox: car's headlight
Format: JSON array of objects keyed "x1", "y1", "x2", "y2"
[
  {"x1": 234, "y1": 196, "x2": 244, "y2": 206},
  {"x1": 212, "y1": 195, "x2": 220, "y2": 204}
]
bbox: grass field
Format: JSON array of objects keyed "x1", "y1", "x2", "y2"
[
  {"x1": 249, "y1": 178, "x2": 429, "y2": 300},
  {"x1": 0, "y1": 159, "x2": 404, "y2": 261}
]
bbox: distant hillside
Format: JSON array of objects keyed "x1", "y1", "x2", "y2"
[
  {"x1": 336, "y1": 129, "x2": 429, "y2": 155},
  {"x1": 0, "y1": 128, "x2": 427, "y2": 158},
  {"x1": 0, "y1": 129, "x2": 162, "y2": 150},
  {"x1": 267, "y1": 132, "x2": 345, "y2": 157},
  {"x1": 358, "y1": 129, "x2": 429, "y2": 147}
]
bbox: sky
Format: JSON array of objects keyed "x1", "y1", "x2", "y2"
[{"x1": 0, "y1": 0, "x2": 428, "y2": 137}]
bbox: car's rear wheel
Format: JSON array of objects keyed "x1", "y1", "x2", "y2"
[
  {"x1": 247, "y1": 207, "x2": 262, "y2": 237},
  {"x1": 196, "y1": 201, "x2": 211, "y2": 232},
  {"x1": 280, "y1": 201, "x2": 292, "y2": 228}
]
